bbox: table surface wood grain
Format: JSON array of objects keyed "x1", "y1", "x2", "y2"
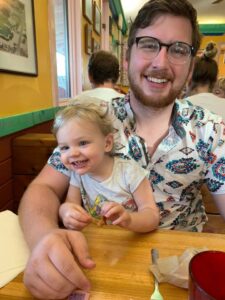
[{"x1": 1, "y1": 225, "x2": 225, "y2": 299}]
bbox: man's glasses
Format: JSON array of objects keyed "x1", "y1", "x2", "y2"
[{"x1": 135, "y1": 36, "x2": 194, "y2": 65}]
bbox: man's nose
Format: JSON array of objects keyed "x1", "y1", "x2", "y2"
[{"x1": 151, "y1": 47, "x2": 170, "y2": 68}]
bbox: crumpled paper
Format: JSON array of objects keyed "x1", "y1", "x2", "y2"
[
  {"x1": 149, "y1": 247, "x2": 207, "y2": 289},
  {"x1": 0, "y1": 210, "x2": 30, "y2": 288}
]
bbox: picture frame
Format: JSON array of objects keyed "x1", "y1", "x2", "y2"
[
  {"x1": 93, "y1": 2, "x2": 101, "y2": 35},
  {"x1": 0, "y1": 0, "x2": 38, "y2": 76},
  {"x1": 109, "y1": 16, "x2": 113, "y2": 36},
  {"x1": 85, "y1": 24, "x2": 92, "y2": 55},
  {"x1": 92, "y1": 37, "x2": 100, "y2": 53},
  {"x1": 82, "y1": 0, "x2": 93, "y2": 24}
]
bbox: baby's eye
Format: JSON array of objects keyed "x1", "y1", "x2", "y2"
[
  {"x1": 59, "y1": 145, "x2": 69, "y2": 152},
  {"x1": 79, "y1": 140, "x2": 89, "y2": 146}
]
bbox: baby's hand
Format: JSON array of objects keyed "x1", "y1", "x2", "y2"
[
  {"x1": 59, "y1": 202, "x2": 92, "y2": 230},
  {"x1": 101, "y1": 202, "x2": 131, "y2": 228}
]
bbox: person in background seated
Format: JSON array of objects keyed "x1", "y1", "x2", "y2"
[
  {"x1": 75, "y1": 50, "x2": 124, "y2": 101},
  {"x1": 53, "y1": 102, "x2": 159, "y2": 232},
  {"x1": 186, "y1": 42, "x2": 225, "y2": 119},
  {"x1": 18, "y1": 0, "x2": 225, "y2": 299},
  {"x1": 213, "y1": 77, "x2": 225, "y2": 99}
]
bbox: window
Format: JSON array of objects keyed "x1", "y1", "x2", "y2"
[
  {"x1": 50, "y1": 0, "x2": 82, "y2": 103},
  {"x1": 54, "y1": 0, "x2": 70, "y2": 99}
]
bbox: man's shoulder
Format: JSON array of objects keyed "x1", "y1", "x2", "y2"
[{"x1": 176, "y1": 98, "x2": 224, "y2": 124}]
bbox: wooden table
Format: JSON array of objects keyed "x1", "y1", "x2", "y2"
[{"x1": 1, "y1": 225, "x2": 225, "y2": 299}]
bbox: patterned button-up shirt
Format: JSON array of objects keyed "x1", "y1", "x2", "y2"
[{"x1": 48, "y1": 94, "x2": 225, "y2": 232}]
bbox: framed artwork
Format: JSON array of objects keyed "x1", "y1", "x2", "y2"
[
  {"x1": 92, "y1": 37, "x2": 100, "y2": 53},
  {"x1": 109, "y1": 16, "x2": 113, "y2": 36},
  {"x1": 93, "y1": 2, "x2": 101, "y2": 35},
  {"x1": 82, "y1": 0, "x2": 93, "y2": 24},
  {"x1": 85, "y1": 24, "x2": 92, "y2": 55},
  {"x1": 0, "y1": 0, "x2": 38, "y2": 76}
]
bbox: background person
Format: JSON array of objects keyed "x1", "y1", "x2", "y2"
[
  {"x1": 19, "y1": 0, "x2": 225, "y2": 299},
  {"x1": 187, "y1": 41, "x2": 218, "y2": 97},
  {"x1": 53, "y1": 102, "x2": 159, "y2": 232},
  {"x1": 76, "y1": 50, "x2": 124, "y2": 101},
  {"x1": 213, "y1": 77, "x2": 225, "y2": 99},
  {"x1": 186, "y1": 42, "x2": 225, "y2": 119}
]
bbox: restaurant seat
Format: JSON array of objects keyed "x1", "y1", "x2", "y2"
[
  {"x1": 12, "y1": 133, "x2": 57, "y2": 211},
  {"x1": 201, "y1": 184, "x2": 225, "y2": 233}
]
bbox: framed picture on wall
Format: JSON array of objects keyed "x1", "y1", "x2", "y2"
[
  {"x1": 109, "y1": 16, "x2": 113, "y2": 36},
  {"x1": 85, "y1": 24, "x2": 92, "y2": 55},
  {"x1": 93, "y1": 2, "x2": 101, "y2": 35},
  {"x1": 92, "y1": 37, "x2": 100, "y2": 53},
  {"x1": 82, "y1": 0, "x2": 93, "y2": 24},
  {"x1": 0, "y1": 0, "x2": 38, "y2": 76}
]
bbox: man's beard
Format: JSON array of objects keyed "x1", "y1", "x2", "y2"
[{"x1": 128, "y1": 73, "x2": 182, "y2": 109}]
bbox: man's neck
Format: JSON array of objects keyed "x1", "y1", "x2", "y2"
[
  {"x1": 93, "y1": 82, "x2": 114, "y2": 89},
  {"x1": 130, "y1": 95, "x2": 174, "y2": 157}
]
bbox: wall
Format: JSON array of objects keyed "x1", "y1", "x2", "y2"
[{"x1": 0, "y1": 0, "x2": 54, "y2": 118}]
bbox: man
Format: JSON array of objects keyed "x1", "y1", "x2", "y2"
[
  {"x1": 19, "y1": 0, "x2": 225, "y2": 299},
  {"x1": 77, "y1": 50, "x2": 124, "y2": 101}
]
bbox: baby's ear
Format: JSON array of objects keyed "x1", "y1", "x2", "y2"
[{"x1": 105, "y1": 133, "x2": 114, "y2": 152}]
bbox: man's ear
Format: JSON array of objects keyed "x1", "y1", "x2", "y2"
[{"x1": 105, "y1": 133, "x2": 114, "y2": 153}]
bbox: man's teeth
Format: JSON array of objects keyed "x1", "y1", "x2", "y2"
[{"x1": 147, "y1": 77, "x2": 168, "y2": 83}]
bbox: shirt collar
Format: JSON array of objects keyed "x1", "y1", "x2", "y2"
[{"x1": 123, "y1": 94, "x2": 188, "y2": 138}]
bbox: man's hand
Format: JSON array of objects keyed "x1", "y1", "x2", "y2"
[{"x1": 23, "y1": 228, "x2": 95, "y2": 299}]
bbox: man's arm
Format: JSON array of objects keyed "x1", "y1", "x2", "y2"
[
  {"x1": 19, "y1": 164, "x2": 69, "y2": 248},
  {"x1": 18, "y1": 164, "x2": 95, "y2": 299}
]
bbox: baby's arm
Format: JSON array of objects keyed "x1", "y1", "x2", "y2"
[
  {"x1": 59, "y1": 184, "x2": 92, "y2": 230},
  {"x1": 102, "y1": 178, "x2": 160, "y2": 232}
]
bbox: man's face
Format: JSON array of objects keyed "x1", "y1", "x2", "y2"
[{"x1": 127, "y1": 14, "x2": 194, "y2": 108}]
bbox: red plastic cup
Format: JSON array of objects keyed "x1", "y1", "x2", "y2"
[{"x1": 189, "y1": 250, "x2": 225, "y2": 300}]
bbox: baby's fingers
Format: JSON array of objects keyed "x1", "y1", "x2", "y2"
[
  {"x1": 101, "y1": 201, "x2": 117, "y2": 215},
  {"x1": 103, "y1": 205, "x2": 123, "y2": 221},
  {"x1": 70, "y1": 209, "x2": 92, "y2": 223}
]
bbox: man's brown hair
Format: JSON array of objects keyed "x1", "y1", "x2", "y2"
[{"x1": 127, "y1": 0, "x2": 201, "y2": 59}]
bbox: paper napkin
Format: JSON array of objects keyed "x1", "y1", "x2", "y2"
[
  {"x1": 149, "y1": 247, "x2": 207, "y2": 289},
  {"x1": 0, "y1": 210, "x2": 30, "y2": 287}
]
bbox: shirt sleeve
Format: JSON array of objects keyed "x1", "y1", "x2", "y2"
[
  {"x1": 70, "y1": 172, "x2": 81, "y2": 187},
  {"x1": 47, "y1": 147, "x2": 71, "y2": 177},
  {"x1": 122, "y1": 159, "x2": 149, "y2": 193}
]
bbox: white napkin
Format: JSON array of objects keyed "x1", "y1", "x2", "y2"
[
  {"x1": 0, "y1": 210, "x2": 30, "y2": 287},
  {"x1": 149, "y1": 247, "x2": 207, "y2": 289}
]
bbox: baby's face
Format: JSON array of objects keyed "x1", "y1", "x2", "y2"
[{"x1": 213, "y1": 87, "x2": 225, "y2": 99}]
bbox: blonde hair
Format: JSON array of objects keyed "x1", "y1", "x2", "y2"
[
  {"x1": 52, "y1": 101, "x2": 114, "y2": 138},
  {"x1": 217, "y1": 77, "x2": 225, "y2": 91}
]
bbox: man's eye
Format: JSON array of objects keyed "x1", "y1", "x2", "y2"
[
  {"x1": 171, "y1": 45, "x2": 188, "y2": 56},
  {"x1": 140, "y1": 42, "x2": 157, "y2": 51}
]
